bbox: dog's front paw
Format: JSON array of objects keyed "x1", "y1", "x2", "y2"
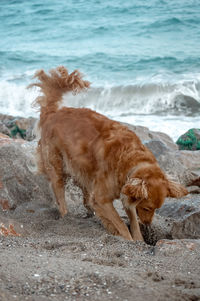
[
  {"x1": 132, "y1": 232, "x2": 144, "y2": 242},
  {"x1": 59, "y1": 207, "x2": 68, "y2": 218}
]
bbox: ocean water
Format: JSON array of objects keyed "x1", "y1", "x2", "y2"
[{"x1": 0, "y1": 0, "x2": 200, "y2": 141}]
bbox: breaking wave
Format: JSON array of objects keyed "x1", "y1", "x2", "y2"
[
  {"x1": 64, "y1": 80, "x2": 200, "y2": 117},
  {"x1": 1, "y1": 77, "x2": 200, "y2": 118}
]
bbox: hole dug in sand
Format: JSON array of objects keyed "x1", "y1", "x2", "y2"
[{"x1": 138, "y1": 214, "x2": 173, "y2": 246}]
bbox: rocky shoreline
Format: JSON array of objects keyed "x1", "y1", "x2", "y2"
[{"x1": 0, "y1": 114, "x2": 200, "y2": 300}]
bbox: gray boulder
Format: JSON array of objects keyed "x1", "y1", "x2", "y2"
[
  {"x1": 179, "y1": 150, "x2": 200, "y2": 175},
  {"x1": 0, "y1": 113, "x2": 37, "y2": 141},
  {"x1": 157, "y1": 195, "x2": 200, "y2": 240},
  {"x1": 144, "y1": 139, "x2": 196, "y2": 185},
  {"x1": 123, "y1": 123, "x2": 178, "y2": 151},
  {"x1": 0, "y1": 138, "x2": 54, "y2": 212}
]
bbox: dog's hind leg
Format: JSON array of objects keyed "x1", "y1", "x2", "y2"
[
  {"x1": 100, "y1": 216, "x2": 120, "y2": 236},
  {"x1": 45, "y1": 148, "x2": 67, "y2": 217},
  {"x1": 82, "y1": 189, "x2": 94, "y2": 217}
]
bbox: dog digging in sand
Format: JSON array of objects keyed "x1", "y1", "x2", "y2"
[{"x1": 30, "y1": 66, "x2": 188, "y2": 241}]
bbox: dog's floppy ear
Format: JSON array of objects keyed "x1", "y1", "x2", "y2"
[
  {"x1": 167, "y1": 180, "x2": 188, "y2": 198},
  {"x1": 122, "y1": 178, "x2": 148, "y2": 200}
]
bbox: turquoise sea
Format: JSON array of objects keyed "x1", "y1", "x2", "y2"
[{"x1": 0, "y1": 0, "x2": 200, "y2": 140}]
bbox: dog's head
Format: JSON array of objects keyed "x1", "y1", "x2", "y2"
[{"x1": 122, "y1": 168, "x2": 188, "y2": 225}]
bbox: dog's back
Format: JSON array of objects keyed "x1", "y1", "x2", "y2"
[{"x1": 39, "y1": 104, "x2": 156, "y2": 197}]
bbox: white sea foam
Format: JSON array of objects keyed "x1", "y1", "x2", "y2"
[
  {"x1": 63, "y1": 79, "x2": 200, "y2": 116},
  {"x1": 0, "y1": 77, "x2": 200, "y2": 141},
  {"x1": 115, "y1": 114, "x2": 200, "y2": 142},
  {"x1": 0, "y1": 80, "x2": 38, "y2": 117}
]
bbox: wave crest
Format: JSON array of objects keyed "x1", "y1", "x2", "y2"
[
  {"x1": 1, "y1": 78, "x2": 200, "y2": 118},
  {"x1": 63, "y1": 80, "x2": 200, "y2": 116}
]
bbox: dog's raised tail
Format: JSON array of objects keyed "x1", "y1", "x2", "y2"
[{"x1": 29, "y1": 66, "x2": 90, "y2": 126}]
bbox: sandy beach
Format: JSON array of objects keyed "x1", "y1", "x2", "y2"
[{"x1": 0, "y1": 195, "x2": 200, "y2": 301}]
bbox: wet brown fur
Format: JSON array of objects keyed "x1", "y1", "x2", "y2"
[{"x1": 30, "y1": 66, "x2": 188, "y2": 241}]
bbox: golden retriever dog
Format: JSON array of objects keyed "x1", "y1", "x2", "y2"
[{"x1": 30, "y1": 66, "x2": 188, "y2": 241}]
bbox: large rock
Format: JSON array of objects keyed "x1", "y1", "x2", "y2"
[
  {"x1": 179, "y1": 150, "x2": 200, "y2": 175},
  {"x1": 176, "y1": 128, "x2": 200, "y2": 150},
  {"x1": 124, "y1": 123, "x2": 178, "y2": 151},
  {"x1": 0, "y1": 137, "x2": 53, "y2": 212},
  {"x1": 144, "y1": 139, "x2": 196, "y2": 185},
  {"x1": 157, "y1": 194, "x2": 200, "y2": 240},
  {"x1": 0, "y1": 113, "x2": 37, "y2": 141}
]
